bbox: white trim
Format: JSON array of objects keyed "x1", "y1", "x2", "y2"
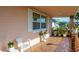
[
  {"x1": 28, "y1": 8, "x2": 33, "y2": 32},
  {"x1": 21, "y1": 37, "x2": 40, "y2": 51},
  {"x1": 32, "y1": 28, "x2": 47, "y2": 33},
  {"x1": 30, "y1": 37, "x2": 40, "y2": 47},
  {"x1": 28, "y1": 8, "x2": 47, "y2": 33}
]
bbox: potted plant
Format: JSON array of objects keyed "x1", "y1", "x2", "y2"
[
  {"x1": 58, "y1": 27, "x2": 62, "y2": 37},
  {"x1": 51, "y1": 27, "x2": 56, "y2": 36},
  {"x1": 54, "y1": 31, "x2": 57, "y2": 36},
  {"x1": 58, "y1": 31, "x2": 61, "y2": 37},
  {"x1": 39, "y1": 31, "x2": 44, "y2": 42},
  {"x1": 53, "y1": 27, "x2": 58, "y2": 36},
  {"x1": 8, "y1": 41, "x2": 14, "y2": 51},
  {"x1": 63, "y1": 30, "x2": 68, "y2": 37},
  {"x1": 43, "y1": 30, "x2": 47, "y2": 35},
  {"x1": 43, "y1": 30, "x2": 49, "y2": 40},
  {"x1": 63, "y1": 32, "x2": 67, "y2": 37}
]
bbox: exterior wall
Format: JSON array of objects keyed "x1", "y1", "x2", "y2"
[
  {"x1": 0, "y1": 7, "x2": 50, "y2": 51},
  {"x1": 0, "y1": 7, "x2": 40, "y2": 51}
]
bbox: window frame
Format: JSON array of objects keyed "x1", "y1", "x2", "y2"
[{"x1": 28, "y1": 8, "x2": 47, "y2": 33}]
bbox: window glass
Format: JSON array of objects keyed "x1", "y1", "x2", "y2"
[
  {"x1": 41, "y1": 16, "x2": 46, "y2": 22},
  {"x1": 33, "y1": 12, "x2": 40, "y2": 21},
  {"x1": 32, "y1": 12, "x2": 47, "y2": 30},
  {"x1": 33, "y1": 22, "x2": 40, "y2": 30},
  {"x1": 41, "y1": 23, "x2": 46, "y2": 28}
]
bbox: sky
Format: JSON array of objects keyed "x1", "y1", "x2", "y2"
[{"x1": 52, "y1": 17, "x2": 70, "y2": 22}]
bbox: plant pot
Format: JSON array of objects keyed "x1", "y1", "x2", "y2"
[
  {"x1": 54, "y1": 33, "x2": 56, "y2": 36},
  {"x1": 40, "y1": 36, "x2": 44, "y2": 42},
  {"x1": 63, "y1": 34, "x2": 67, "y2": 37},
  {"x1": 58, "y1": 34, "x2": 61, "y2": 36},
  {"x1": 44, "y1": 34, "x2": 49, "y2": 39},
  {"x1": 8, "y1": 47, "x2": 14, "y2": 52}
]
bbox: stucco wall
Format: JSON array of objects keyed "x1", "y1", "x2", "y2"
[{"x1": 0, "y1": 7, "x2": 39, "y2": 51}]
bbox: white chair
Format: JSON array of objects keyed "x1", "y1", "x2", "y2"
[{"x1": 16, "y1": 37, "x2": 30, "y2": 52}]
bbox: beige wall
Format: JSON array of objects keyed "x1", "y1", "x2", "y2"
[{"x1": 0, "y1": 7, "x2": 39, "y2": 51}]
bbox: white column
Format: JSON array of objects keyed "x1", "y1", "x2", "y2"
[{"x1": 47, "y1": 17, "x2": 52, "y2": 36}]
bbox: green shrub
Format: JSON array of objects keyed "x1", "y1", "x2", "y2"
[
  {"x1": 39, "y1": 31, "x2": 43, "y2": 36},
  {"x1": 8, "y1": 41, "x2": 14, "y2": 48},
  {"x1": 43, "y1": 30, "x2": 48, "y2": 35}
]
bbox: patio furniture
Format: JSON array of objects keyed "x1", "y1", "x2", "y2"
[{"x1": 16, "y1": 37, "x2": 30, "y2": 52}]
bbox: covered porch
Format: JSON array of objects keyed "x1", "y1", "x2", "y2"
[{"x1": 0, "y1": 6, "x2": 79, "y2": 52}]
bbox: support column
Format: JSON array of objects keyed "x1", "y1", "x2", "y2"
[
  {"x1": 69, "y1": 16, "x2": 75, "y2": 51},
  {"x1": 69, "y1": 16, "x2": 74, "y2": 31},
  {"x1": 47, "y1": 16, "x2": 52, "y2": 37}
]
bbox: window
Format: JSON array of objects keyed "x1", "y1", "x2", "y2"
[
  {"x1": 32, "y1": 12, "x2": 41, "y2": 30},
  {"x1": 41, "y1": 15, "x2": 47, "y2": 29},
  {"x1": 33, "y1": 22, "x2": 40, "y2": 30},
  {"x1": 33, "y1": 12, "x2": 40, "y2": 21},
  {"x1": 32, "y1": 12, "x2": 47, "y2": 30},
  {"x1": 41, "y1": 23, "x2": 46, "y2": 28},
  {"x1": 28, "y1": 9, "x2": 47, "y2": 32}
]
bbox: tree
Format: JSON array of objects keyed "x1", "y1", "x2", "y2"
[
  {"x1": 74, "y1": 12, "x2": 79, "y2": 27},
  {"x1": 52, "y1": 19, "x2": 57, "y2": 23},
  {"x1": 58, "y1": 22, "x2": 67, "y2": 27}
]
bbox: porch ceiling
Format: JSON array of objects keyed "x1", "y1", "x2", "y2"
[{"x1": 32, "y1": 6, "x2": 78, "y2": 17}]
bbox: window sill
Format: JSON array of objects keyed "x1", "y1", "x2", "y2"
[{"x1": 32, "y1": 28, "x2": 46, "y2": 33}]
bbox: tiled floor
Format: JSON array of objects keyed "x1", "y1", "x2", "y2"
[
  {"x1": 55, "y1": 37, "x2": 71, "y2": 52},
  {"x1": 26, "y1": 37, "x2": 71, "y2": 52}
]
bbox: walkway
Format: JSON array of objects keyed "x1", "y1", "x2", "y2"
[{"x1": 26, "y1": 37, "x2": 71, "y2": 52}]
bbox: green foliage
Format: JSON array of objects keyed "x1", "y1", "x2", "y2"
[
  {"x1": 57, "y1": 26, "x2": 68, "y2": 35},
  {"x1": 52, "y1": 19, "x2": 57, "y2": 23},
  {"x1": 39, "y1": 30, "x2": 48, "y2": 37},
  {"x1": 52, "y1": 19, "x2": 69, "y2": 36},
  {"x1": 58, "y1": 22, "x2": 67, "y2": 28},
  {"x1": 75, "y1": 13, "x2": 79, "y2": 20},
  {"x1": 39, "y1": 31, "x2": 43, "y2": 36},
  {"x1": 75, "y1": 13, "x2": 79, "y2": 27},
  {"x1": 43, "y1": 30, "x2": 48, "y2": 35},
  {"x1": 8, "y1": 41, "x2": 14, "y2": 48},
  {"x1": 78, "y1": 26, "x2": 79, "y2": 31}
]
